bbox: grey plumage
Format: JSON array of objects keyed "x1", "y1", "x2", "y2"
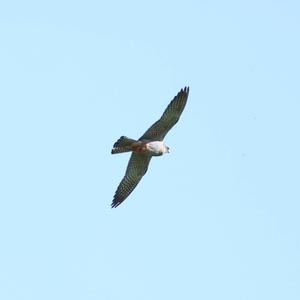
[
  {"x1": 140, "y1": 87, "x2": 189, "y2": 141},
  {"x1": 111, "y1": 153, "x2": 152, "y2": 208}
]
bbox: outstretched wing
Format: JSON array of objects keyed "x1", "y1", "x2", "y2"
[
  {"x1": 111, "y1": 152, "x2": 152, "y2": 208},
  {"x1": 139, "y1": 87, "x2": 189, "y2": 141}
]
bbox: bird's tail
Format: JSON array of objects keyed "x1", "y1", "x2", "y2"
[{"x1": 111, "y1": 136, "x2": 139, "y2": 154}]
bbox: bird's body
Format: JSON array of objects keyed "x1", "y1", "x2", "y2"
[
  {"x1": 111, "y1": 87, "x2": 189, "y2": 208},
  {"x1": 112, "y1": 139, "x2": 169, "y2": 156}
]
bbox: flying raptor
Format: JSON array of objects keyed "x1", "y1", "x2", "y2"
[{"x1": 111, "y1": 87, "x2": 189, "y2": 208}]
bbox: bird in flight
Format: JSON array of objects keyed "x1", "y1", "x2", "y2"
[{"x1": 111, "y1": 87, "x2": 189, "y2": 208}]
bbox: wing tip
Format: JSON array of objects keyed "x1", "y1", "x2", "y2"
[
  {"x1": 181, "y1": 86, "x2": 189, "y2": 95},
  {"x1": 111, "y1": 202, "x2": 119, "y2": 208},
  {"x1": 111, "y1": 198, "x2": 122, "y2": 208},
  {"x1": 111, "y1": 191, "x2": 124, "y2": 208}
]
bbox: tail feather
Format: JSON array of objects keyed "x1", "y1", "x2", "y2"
[
  {"x1": 111, "y1": 146, "x2": 132, "y2": 154},
  {"x1": 113, "y1": 136, "x2": 137, "y2": 148},
  {"x1": 111, "y1": 136, "x2": 138, "y2": 154}
]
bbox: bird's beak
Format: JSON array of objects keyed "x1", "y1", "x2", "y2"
[{"x1": 167, "y1": 148, "x2": 170, "y2": 153}]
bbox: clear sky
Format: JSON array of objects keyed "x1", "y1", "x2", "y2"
[{"x1": 1, "y1": 1, "x2": 299, "y2": 299}]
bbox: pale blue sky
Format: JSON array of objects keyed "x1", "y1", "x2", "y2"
[{"x1": 1, "y1": 1, "x2": 300, "y2": 299}]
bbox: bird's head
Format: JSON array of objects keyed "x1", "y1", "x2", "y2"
[{"x1": 164, "y1": 144, "x2": 170, "y2": 154}]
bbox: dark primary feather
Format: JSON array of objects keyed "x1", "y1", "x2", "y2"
[
  {"x1": 139, "y1": 86, "x2": 189, "y2": 141},
  {"x1": 111, "y1": 152, "x2": 152, "y2": 208}
]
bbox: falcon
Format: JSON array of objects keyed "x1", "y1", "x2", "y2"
[{"x1": 111, "y1": 87, "x2": 189, "y2": 208}]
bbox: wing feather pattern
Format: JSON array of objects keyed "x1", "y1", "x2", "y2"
[
  {"x1": 139, "y1": 87, "x2": 189, "y2": 141},
  {"x1": 111, "y1": 153, "x2": 152, "y2": 208}
]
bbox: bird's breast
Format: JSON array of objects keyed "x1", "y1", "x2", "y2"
[{"x1": 145, "y1": 141, "x2": 165, "y2": 155}]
